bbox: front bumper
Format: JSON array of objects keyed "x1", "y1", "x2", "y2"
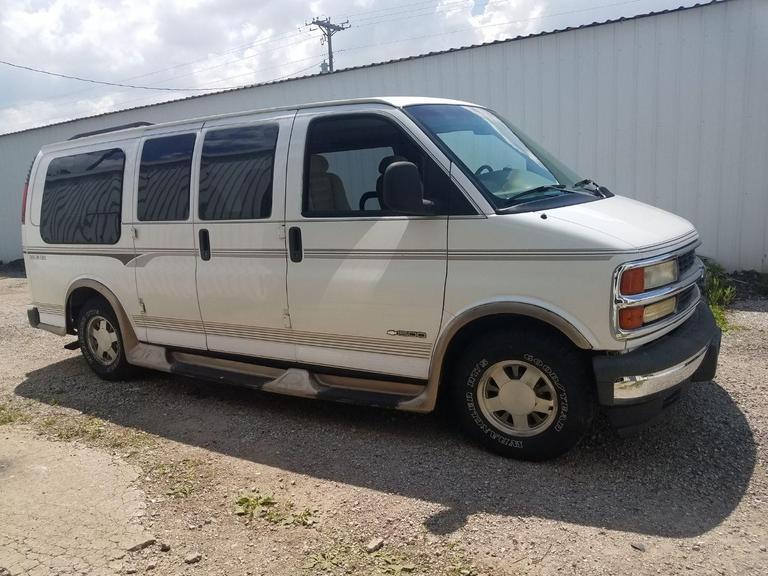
[{"x1": 593, "y1": 302, "x2": 721, "y2": 429}]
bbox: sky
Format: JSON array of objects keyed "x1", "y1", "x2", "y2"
[{"x1": 0, "y1": 0, "x2": 705, "y2": 134}]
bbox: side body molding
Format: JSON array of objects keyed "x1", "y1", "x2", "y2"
[{"x1": 399, "y1": 301, "x2": 594, "y2": 413}]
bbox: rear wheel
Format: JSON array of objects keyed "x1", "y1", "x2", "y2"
[
  {"x1": 77, "y1": 298, "x2": 132, "y2": 380},
  {"x1": 449, "y1": 327, "x2": 595, "y2": 460}
]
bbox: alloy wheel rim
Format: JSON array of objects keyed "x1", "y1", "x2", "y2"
[
  {"x1": 477, "y1": 360, "x2": 558, "y2": 437},
  {"x1": 86, "y1": 315, "x2": 119, "y2": 366}
]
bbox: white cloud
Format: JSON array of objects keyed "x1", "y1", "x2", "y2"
[{"x1": 0, "y1": 0, "x2": 702, "y2": 134}]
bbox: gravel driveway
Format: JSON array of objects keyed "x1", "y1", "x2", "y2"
[{"x1": 0, "y1": 270, "x2": 765, "y2": 575}]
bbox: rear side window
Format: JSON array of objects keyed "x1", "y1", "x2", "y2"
[
  {"x1": 138, "y1": 133, "x2": 196, "y2": 221},
  {"x1": 199, "y1": 124, "x2": 278, "y2": 220},
  {"x1": 40, "y1": 148, "x2": 125, "y2": 244}
]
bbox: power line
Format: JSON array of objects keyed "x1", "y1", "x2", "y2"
[
  {"x1": 338, "y1": 0, "x2": 442, "y2": 20},
  {"x1": 21, "y1": 28, "x2": 321, "y2": 103},
  {"x1": 340, "y1": 0, "x2": 645, "y2": 47},
  {"x1": 2, "y1": 58, "x2": 328, "y2": 133},
  {"x1": 0, "y1": 59, "x2": 247, "y2": 92}
]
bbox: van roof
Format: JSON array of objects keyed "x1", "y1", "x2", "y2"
[{"x1": 40, "y1": 96, "x2": 474, "y2": 153}]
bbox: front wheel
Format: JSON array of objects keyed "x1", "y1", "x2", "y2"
[
  {"x1": 448, "y1": 327, "x2": 595, "y2": 460},
  {"x1": 77, "y1": 298, "x2": 132, "y2": 380}
]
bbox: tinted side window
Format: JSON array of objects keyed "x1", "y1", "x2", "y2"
[
  {"x1": 138, "y1": 133, "x2": 196, "y2": 221},
  {"x1": 303, "y1": 115, "x2": 475, "y2": 217},
  {"x1": 199, "y1": 124, "x2": 278, "y2": 220},
  {"x1": 40, "y1": 148, "x2": 125, "y2": 244}
]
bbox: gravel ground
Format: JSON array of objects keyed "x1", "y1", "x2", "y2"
[{"x1": 0, "y1": 271, "x2": 766, "y2": 575}]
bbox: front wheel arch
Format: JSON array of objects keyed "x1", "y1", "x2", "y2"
[{"x1": 435, "y1": 313, "x2": 594, "y2": 408}]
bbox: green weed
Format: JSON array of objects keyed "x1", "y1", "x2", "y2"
[
  {"x1": 234, "y1": 493, "x2": 316, "y2": 526},
  {"x1": 702, "y1": 258, "x2": 736, "y2": 330}
]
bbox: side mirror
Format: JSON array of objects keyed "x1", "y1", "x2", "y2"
[{"x1": 382, "y1": 161, "x2": 434, "y2": 215}]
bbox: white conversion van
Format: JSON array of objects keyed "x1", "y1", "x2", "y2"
[{"x1": 22, "y1": 97, "x2": 720, "y2": 460}]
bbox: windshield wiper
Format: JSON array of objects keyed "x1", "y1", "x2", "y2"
[
  {"x1": 504, "y1": 184, "x2": 568, "y2": 204},
  {"x1": 573, "y1": 178, "x2": 609, "y2": 197},
  {"x1": 573, "y1": 178, "x2": 598, "y2": 189}
]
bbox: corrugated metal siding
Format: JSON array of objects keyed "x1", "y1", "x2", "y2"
[{"x1": 1, "y1": 0, "x2": 766, "y2": 270}]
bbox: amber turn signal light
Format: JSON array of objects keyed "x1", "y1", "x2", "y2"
[
  {"x1": 620, "y1": 268, "x2": 644, "y2": 295},
  {"x1": 619, "y1": 306, "x2": 644, "y2": 329}
]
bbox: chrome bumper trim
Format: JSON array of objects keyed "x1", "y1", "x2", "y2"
[{"x1": 613, "y1": 346, "x2": 708, "y2": 402}]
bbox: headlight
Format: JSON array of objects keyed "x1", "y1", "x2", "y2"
[
  {"x1": 642, "y1": 297, "x2": 677, "y2": 323},
  {"x1": 620, "y1": 259, "x2": 678, "y2": 294},
  {"x1": 619, "y1": 297, "x2": 677, "y2": 329}
]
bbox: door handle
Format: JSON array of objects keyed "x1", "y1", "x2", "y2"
[
  {"x1": 288, "y1": 227, "x2": 303, "y2": 263},
  {"x1": 199, "y1": 229, "x2": 211, "y2": 261}
]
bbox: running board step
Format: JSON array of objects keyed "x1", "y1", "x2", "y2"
[
  {"x1": 170, "y1": 361, "x2": 272, "y2": 389},
  {"x1": 167, "y1": 353, "x2": 424, "y2": 409},
  {"x1": 64, "y1": 340, "x2": 81, "y2": 350}
]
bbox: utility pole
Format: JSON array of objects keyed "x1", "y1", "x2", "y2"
[{"x1": 308, "y1": 17, "x2": 350, "y2": 73}]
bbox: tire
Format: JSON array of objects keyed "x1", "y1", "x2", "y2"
[
  {"x1": 77, "y1": 297, "x2": 132, "y2": 381},
  {"x1": 448, "y1": 327, "x2": 595, "y2": 460}
]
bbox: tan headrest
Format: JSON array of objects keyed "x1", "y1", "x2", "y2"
[{"x1": 310, "y1": 154, "x2": 329, "y2": 174}]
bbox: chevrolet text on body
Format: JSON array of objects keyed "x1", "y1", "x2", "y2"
[{"x1": 21, "y1": 97, "x2": 721, "y2": 460}]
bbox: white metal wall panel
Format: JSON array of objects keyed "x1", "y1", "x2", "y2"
[{"x1": 1, "y1": 0, "x2": 766, "y2": 270}]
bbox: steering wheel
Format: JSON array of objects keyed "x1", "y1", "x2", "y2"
[{"x1": 475, "y1": 164, "x2": 494, "y2": 176}]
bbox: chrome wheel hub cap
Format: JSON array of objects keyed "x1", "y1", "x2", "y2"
[
  {"x1": 86, "y1": 316, "x2": 119, "y2": 366},
  {"x1": 477, "y1": 360, "x2": 558, "y2": 437}
]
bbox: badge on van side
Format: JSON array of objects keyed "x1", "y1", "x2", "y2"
[{"x1": 386, "y1": 329, "x2": 427, "y2": 338}]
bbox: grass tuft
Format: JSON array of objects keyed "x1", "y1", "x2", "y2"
[
  {"x1": 702, "y1": 258, "x2": 736, "y2": 330},
  {"x1": 0, "y1": 402, "x2": 27, "y2": 426},
  {"x1": 39, "y1": 414, "x2": 153, "y2": 449},
  {"x1": 150, "y1": 458, "x2": 206, "y2": 498}
]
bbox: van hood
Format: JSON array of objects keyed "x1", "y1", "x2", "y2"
[{"x1": 544, "y1": 195, "x2": 697, "y2": 250}]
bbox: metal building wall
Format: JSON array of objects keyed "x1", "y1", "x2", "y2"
[{"x1": 1, "y1": 0, "x2": 765, "y2": 270}]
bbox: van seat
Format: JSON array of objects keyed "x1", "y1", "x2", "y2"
[{"x1": 308, "y1": 155, "x2": 350, "y2": 212}]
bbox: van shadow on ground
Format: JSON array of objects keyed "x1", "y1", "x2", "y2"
[{"x1": 16, "y1": 356, "x2": 756, "y2": 538}]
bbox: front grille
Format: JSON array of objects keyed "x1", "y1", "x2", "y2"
[
  {"x1": 676, "y1": 285, "x2": 697, "y2": 313},
  {"x1": 677, "y1": 250, "x2": 695, "y2": 276}
]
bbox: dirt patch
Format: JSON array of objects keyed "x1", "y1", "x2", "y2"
[{"x1": 1, "y1": 276, "x2": 767, "y2": 575}]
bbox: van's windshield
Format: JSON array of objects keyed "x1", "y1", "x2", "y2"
[{"x1": 406, "y1": 104, "x2": 597, "y2": 211}]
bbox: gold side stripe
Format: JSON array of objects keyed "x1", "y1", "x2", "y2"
[
  {"x1": 203, "y1": 329, "x2": 433, "y2": 355},
  {"x1": 137, "y1": 321, "x2": 203, "y2": 328},
  {"x1": 131, "y1": 316, "x2": 432, "y2": 358},
  {"x1": 202, "y1": 330, "x2": 431, "y2": 357},
  {"x1": 204, "y1": 321, "x2": 434, "y2": 350},
  {"x1": 210, "y1": 251, "x2": 286, "y2": 258},
  {"x1": 203, "y1": 329, "x2": 430, "y2": 358},
  {"x1": 306, "y1": 254, "x2": 444, "y2": 261}
]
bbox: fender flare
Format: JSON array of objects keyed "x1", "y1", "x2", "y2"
[
  {"x1": 401, "y1": 302, "x2": 594, "y2": 413},
  {"x1": 65, "y1": 279, "x2": 139, "y2": 351}
]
